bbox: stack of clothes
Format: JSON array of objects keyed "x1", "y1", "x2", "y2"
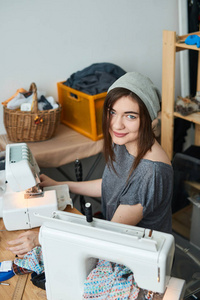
[{"x1": 63, "y1": 62, "x2": 126, "y2": 95}]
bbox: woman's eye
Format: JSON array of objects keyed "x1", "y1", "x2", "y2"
[
  {"x1": 110, "y1": 110, "x2": 115, "y2": 115},
  {"x1": 127, "y1": 114, "x2": 136, "y2": 120}
]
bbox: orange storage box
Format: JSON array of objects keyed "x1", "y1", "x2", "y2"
[{"x1": 57, "y1": 81, "x2": 107, "y2": 141}]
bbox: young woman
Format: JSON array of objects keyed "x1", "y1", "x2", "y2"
[{"x1": 7, "y1": 72, "x2": 172, "y2": 257}]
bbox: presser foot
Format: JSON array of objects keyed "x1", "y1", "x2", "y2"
[{"x1": 24, "y1": 186, "x2": 44, "y2": 199}]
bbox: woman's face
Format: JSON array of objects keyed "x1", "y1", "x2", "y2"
[{"x1": 109, "y1": 95, "x2": 140, "y2": 150}]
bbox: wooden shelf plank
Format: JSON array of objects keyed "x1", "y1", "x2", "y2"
[
  {"x1": 172, "y1": 204, "x2": 192, "y2": 239},
  {"x1": 173, "y1": 112, "x2": 200, "y2": 125},
  {"x1": 185, "y1": 180, "x2": 200, "y2": 191},
  {"x1": 175, "y1": 43, "x2": 200, "y2": 51}
]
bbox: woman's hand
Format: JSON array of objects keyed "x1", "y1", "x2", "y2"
[
  {"x1": 39, "y1": 174, "x2": 59, "y2": 188},
  {"x1": 6, "y1": 230, "x2": 40, "y2": 258}
]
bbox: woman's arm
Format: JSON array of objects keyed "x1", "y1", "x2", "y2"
[
  {"x1": 111, "y1": 203, "x2": 143, "y2": 226},
  {"x1": 39, "y1": 174, "x2": 102, "y2": 198},
  {"x1": 66, "y1": 179, "x2": 102, "y2": 197}
]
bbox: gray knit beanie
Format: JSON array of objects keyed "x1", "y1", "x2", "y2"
[{"x1": 108, "y1": 71, "x2": 161, "y2": 121}]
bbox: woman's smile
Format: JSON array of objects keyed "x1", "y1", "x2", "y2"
[{"x1": 113, "y1": 131, "x2": 128, "y2": 138}]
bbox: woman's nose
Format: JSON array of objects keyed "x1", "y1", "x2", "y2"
[{"x1": 112, "y1": 116, "x2": 125, "y2": 130}]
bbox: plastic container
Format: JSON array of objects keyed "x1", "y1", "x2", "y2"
[{"x1": 57, "y1": 82, "x2": 106, "y2": 141}]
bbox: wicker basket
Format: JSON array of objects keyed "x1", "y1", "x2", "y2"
[{"x1": 3, "y1": 82, "x2": 61, "y2": 142}]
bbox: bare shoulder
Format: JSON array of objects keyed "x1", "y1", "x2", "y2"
[{"x1": 144, "y1": 140, "x2": 171, "y2": 165}]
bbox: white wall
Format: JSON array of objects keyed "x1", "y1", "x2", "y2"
[{"x1": 0, "y1": 0, "x2": 180, "y2": 134}]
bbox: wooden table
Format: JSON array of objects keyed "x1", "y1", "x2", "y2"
[
  {"x1": 0, "y1": 124, "x2": 103, "y2": 168},
  {"x1": 0, "y1": 206, "x2": 81, "y2": 300}
]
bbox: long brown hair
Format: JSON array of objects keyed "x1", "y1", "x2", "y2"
[{"x1": 102, "y1": 87, "x2": 155, "y2": 176}]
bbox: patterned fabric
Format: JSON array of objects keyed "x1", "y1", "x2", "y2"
[
  {"x1": 83, "y1": 259, "x2": 140, "y2": 300},
  {"x1": 14, "y1": 246, "x2": 44, "y2": 275},
  {"x1": 12, "y1": 262, "x2": 32, "y2": 275}
]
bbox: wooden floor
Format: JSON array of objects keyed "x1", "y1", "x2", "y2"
[{"x1": 172, "y1": 204, "x2": 192, "y2": 239}]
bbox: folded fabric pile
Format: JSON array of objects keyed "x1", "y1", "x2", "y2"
[
  {"x1": 83, "y1": 259, "x2": 140, "y2": 300},
  {"x1": 175, "y1": 94, "x2": 200, "y2": 116},
  {"x1": 64, "y1": 62, "x2": 126, "y2": 95},
  {"x1": 4, "y1": 89, "x2": 58, "y2": 111}
]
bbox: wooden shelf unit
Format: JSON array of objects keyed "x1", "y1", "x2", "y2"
[{"x1": 161, "y1": 30, "x2": 200, "y2": 160}]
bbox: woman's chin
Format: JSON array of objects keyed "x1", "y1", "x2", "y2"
[{"x1": 112, "y1": 138, "x2": 126, "y2": 146}]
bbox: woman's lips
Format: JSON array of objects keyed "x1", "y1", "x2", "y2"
[{"x1": 113, "y1": 131, "x2": 128, "y2": 138}]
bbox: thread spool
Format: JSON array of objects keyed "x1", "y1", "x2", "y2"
[{"x1": 85, "y1": 203, "x2": 93, "y2": 222}]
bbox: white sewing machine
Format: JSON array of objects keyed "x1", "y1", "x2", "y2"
[
  {"x1": 38, "y1": 211, "x2": 186, "y2": 300},
  {"x1": 2, "y1": 143, "x2": 72, "y2": 230}
]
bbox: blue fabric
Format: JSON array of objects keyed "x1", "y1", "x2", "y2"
[
  {"x1": 185, "y1": 35, "x2": 200, "y2": 48},
  {"x1": 64, "y1": 63, "x2": 126, "y2": 95}
]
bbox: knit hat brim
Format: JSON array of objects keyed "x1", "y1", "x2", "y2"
[{"x1": 108, "y1": 72, "x2": 160, "y2": 121}]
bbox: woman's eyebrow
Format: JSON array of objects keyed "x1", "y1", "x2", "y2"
[
  {"x1": 110, "y1": 108, "x2": 139, "y2": 115},
  {"x1": 124, "y1": 111, "x2": 139, "y2": 114}
]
